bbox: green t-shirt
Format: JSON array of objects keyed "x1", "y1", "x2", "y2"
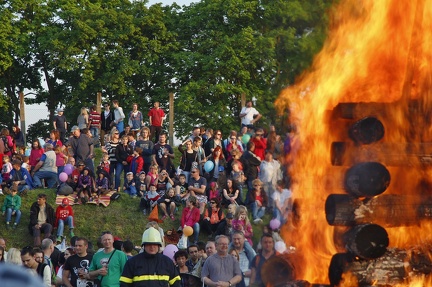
[{"x1": 89, "y1": 249, "x2": 128, "y2": 287}]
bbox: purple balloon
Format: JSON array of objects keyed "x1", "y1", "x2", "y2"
[
  {"x1": 64, "y1": 164, "x2": 74, "y2": 175},
  {"x1": 270, "y1": 218, "x2": 281, "y2": 230},
  {"x1": 163, "y1": 244, "x2": 178, "y2": 261},
  {"x1": 59, "y1": 172, "x2": 68, "y2": 183}
]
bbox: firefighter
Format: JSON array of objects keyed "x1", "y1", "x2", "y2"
[{"x1": 120, "y1": 227, "x2": 181, "y2": 287}]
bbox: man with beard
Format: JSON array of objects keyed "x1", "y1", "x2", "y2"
[{"x1": 120, "y1": 227, "x2": 180, "y2": 287}]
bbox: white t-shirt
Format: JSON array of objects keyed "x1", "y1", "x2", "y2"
[
  {"x1": 240, "y1": 107, "x2": 259, "y2": 125},
  {"x1": 272, "y1": 188, "x2": 292, "y2": 207}
]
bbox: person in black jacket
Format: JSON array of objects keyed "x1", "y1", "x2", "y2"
[
  {"x1": 120, "y1": 227, "x2": 181, "y2": 287},
  {"x1": 28, "y1": 193, "x2": 55, "y2": 247},
  {"x1": 240, "y1": 141, "x2": 261, "y2": 205},
  {"x1": 100, "y1": 102, "x2": 115, "y2": 146}
]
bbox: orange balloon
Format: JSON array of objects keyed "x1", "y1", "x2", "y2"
[{"x1": 183, "y1": 226, "x2": 193, "y2": 237}]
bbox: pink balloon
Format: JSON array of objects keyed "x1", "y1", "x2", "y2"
[
  {"x1": 163, "y1": 244, "x2": 178, "y2": 261},
  {"x1": 270, "y1": 218, "x2": 281, "y2": 230},
  {"x1": 59, "y1": 172, "x2": 68, "y2": 183},
  {"x1": 64, "y1": 164, "x2": 74, "y2": 175}
]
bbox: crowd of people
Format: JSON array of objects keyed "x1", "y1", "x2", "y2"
[{"x1": 0, "y1": 99, "x2": 295, "y2": 287}]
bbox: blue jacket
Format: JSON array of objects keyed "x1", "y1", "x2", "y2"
[{"x1": 10, "y1": 167, "x2": 34, "y2": 189}]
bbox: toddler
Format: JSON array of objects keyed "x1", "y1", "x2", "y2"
[
  {"x1": 0, "y1": 155, "x2": 13, "y2": 194},
  {"x1": 95, "y1": 171, "x2": 109, "y2": 196},
  {"x1": 140, "y1": 184, "x2": 160, "y2": 215},
  {"x1": 175, "y1": 173, "x2": 189, "y2": 203},
  {"x1": 135, "y1": 171, "x2": 147, "y2": 198},
  {"x1": 99, "y1": 153, "x2": 110, "y2": 174},
  {"x1": 124, "y1": 172, "x2": 137, "y2": 198}
]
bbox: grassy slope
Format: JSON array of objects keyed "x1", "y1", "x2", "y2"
[{"x1": 0, "y1": 148, "x2": 269, "y2": 249}]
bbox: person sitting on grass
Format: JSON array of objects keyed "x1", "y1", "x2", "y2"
[
  {"x1": 7, "y1": 159, "x2": 33, "y2": 196},
  {"x1": 140, "y1": 184, "x2": 160, "y2": 215},
  {"x1": 55, "y1": 198, "x2": 75, "y2": 242},
  {"x1": 180, "y1": 196, "x2": 201, "y2": 244},
  {"x1": 135, "y1": 171, "x2": 147, "y2": 198},
  {"x1": 202, "y1": 197, "x2": 225, "y2": 239},
  {"x1": 175, "y1": 173, "x2": 189, "y2": 203},
  {"x1": 31, "y1": 143, "x2": 59, "y2": 189},
  {"x1": 232, "y1": 205, "x2": 254, "y2": 247},
  {"x1": 1, "y1": 188, "x2": 21, "y2": 230},
  {"x1": 29, "y1": 193, "x2": 55, "y2": 247},
  {"x1": 95, "y1": 169, "x2": 110, "y2": 197},
  {"x1": 124, "y1": 172, "x2": 137, "y2": 198},
  {"x1": 76, "y1": 167, "x2": 95, "y2": 203},
  {"x1": 158, "y1": 187, "x2": 179, "y2": 220}
]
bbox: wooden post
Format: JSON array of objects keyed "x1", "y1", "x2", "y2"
[
  {"x1": 240, "y1": 93, "x2": 246, "y2": 126},
  {"x1": 19, "y1": 91, "x2": 26, "y2": 145},
  {"x1": 96, "y1": 92, "x2": 102, "y2": 113},
  {"x1": 169, "y1": 93, "x2": 174, "y2": 146}
]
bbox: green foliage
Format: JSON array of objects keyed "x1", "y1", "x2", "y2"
[
  {"x1": 0, "y1": 0, "x2": 332, "y2": 138},
  {"x1": 27, "y1": 119, "x2": 51, "y2": 142}
]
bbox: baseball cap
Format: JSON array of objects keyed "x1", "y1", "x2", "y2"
[
  {"x1": 71, "y1": 126, "x2": 79, "y2": 132},
  {"x1": 56, "y1": 108, "x2": 64, "y2": 112},
  {"x1": 226, "y1": 213, "x2": 234, "y2": 219},
  {"x1": 62, "y1": 198, "x2": 70, "y2": 206}
]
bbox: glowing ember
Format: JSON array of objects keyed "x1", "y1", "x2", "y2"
[{"x1": 275, "y1": 0, "x2": 432, "y2": 285}]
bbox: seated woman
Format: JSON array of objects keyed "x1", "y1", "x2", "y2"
[
  {"x1": 201, "y1": 198, "x2": 224, "y2": 239},
  {"x1": 247, "y1": 179, "x2": 268, "y2": 224},
  {"x1": 222, "y1": 178, "x2": 243, "y2": 207},
  {"x1": 180, "y1": 196, "x2": 201, "y2": 244}
]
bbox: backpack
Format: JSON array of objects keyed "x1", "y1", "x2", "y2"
[{"x1": 2, "y1": 137, "x2": 10, "y2": 153}]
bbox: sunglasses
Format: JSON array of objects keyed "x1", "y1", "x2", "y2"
[
  {"x1": 230, "y1": 137, "x2": 236, "y2": 140},
  {"x1": 191, "y1": 171, "x2": 197, "y2": 173},
  {"x1": 217, "y1": 133, "x2": 221, "y2": 136},
  {"x1": 256, "y1": 134, "x2": 263, "y2": 136},
  {"x1": 210, "y1": 201, "x2": 216, "y2": 204}
]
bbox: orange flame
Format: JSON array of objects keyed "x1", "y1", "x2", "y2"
[{"x1": 276, "y1": 0, "x2": 432, "y2": 285}]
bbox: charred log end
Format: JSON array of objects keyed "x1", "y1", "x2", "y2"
[
  {"x1": 344, "y1": 162, "x2": 391, "y2": 197},
  {"x1": 261, "y1": 255, "x2": 296, "y2": 287},
  {"x1": 348, "y1": 117, "x2": 385, "y2": 144},
  {"x1": 345, "y1": 224, "x2": 389, "y2": 259},
  {"x1": 325, "y1": 194, "x2": 357, "y2": 226}
]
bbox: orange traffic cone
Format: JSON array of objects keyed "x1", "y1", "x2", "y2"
[{"x1": 148, "y1": 205, "x2": 163, "y2": 223}]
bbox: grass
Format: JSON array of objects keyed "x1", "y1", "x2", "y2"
[{"x1": 0, "y1": 148, "x2": 270, "y2": 250}]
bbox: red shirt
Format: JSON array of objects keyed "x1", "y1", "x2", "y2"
[
  {"x1": 251, "y1": 137, "x2": 267, "y2": 160},
  {"x1": 89, "y1": 111, "x2": 101, "y2": 128},
  {"x1": 148, "y1": 108, "x2": 165, "y2": 127},
  {"x1": 55, "y1": 205, "x2": 74, "y2": 227}
]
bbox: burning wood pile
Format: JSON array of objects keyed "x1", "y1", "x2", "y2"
[{"x1": 273, "y1": 0, "x2": 432, "y2": 286}]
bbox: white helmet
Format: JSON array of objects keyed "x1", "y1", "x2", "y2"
[{"x1": 142, "y1": 227, "x2": 162, "y2": 246}]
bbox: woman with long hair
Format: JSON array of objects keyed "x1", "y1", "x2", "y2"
[
  {"x1": 0, "y1": 128, "x2": 14, "y2": 157},
  {"x1": 206, "y1": 146, "x2": 226, "y2": 183},
  {"x1": 105, "y1": 128, "x2": 121, "y2": 189},
  {"x1": 222, "y1": 178, "x2": 243, "y2": 207},
  {"x1": 11, "y1": 125, "x2": 24, "y2": 147},
  {"x1": 77, "y1": 107, "x2": 89, "y2": 131},
  {"x1": 178, "y1": 139, "x2": 198, "y2": 182},
  {"x1": 248, "y1": 179, "x2": 268, "y2": 224}
]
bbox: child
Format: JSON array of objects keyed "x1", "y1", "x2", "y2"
[
  {"x1": 130, "y1": 147, "x2": 144, "y2": 177},
  {"x1": 95, "y1": 170, "x2": 110, "y2": 197},
  {"x1": 135, "y1": 171, "x2": 147, "y2": 198},
  {"x1": 55, "y1": 145, "x2": 68, "y2": 175},
  {"x1": 1, "y1": 188, "x2": 21, "y2": 229},
  {"x1": 227, "y1": 203, "x2": 237, "y2": 215},
  {"x1": 0, "y1": 155, "x2": 12, "y2": 194},
  {"x1": 76, "y1": 167, "x2": 95, "y2": 203},
  {"x1": 22, "y1": 156, "x2": 30, "y2": 172},
  {"x1": 140, "y1": 184, "x2": 160, "y2": 215},
  {"x1": 232, "y1": 205, "x2": 254, "y2": 246},
  {"x1": 158, "y1": 187, "x2": 179, "y2": 220},
  {"x1": 230, "y1": 160, "x2": 245, "y2": 199},
  {"x1": 29, "y1": 138, "x2": 44, "y2": 171},
  {"x1": 208, "y1": 181, "x2": 220, "y2": 202},
  {"x1": 99, "y1": 153, "x2": 110, "y2": 174},
  {"x1": 175, "y1": 173, "x2": 189, "y2": 203},
  {"x1": 55, "y1": 198, "x2": 75, "y2": 242},
  {"x1": 124, "y1": 172, "x2": 137, "y2": 198}
]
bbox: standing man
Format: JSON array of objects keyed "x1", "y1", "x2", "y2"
[
  {"x1": 249, "y1": 234, "x2": 276, "y2": 287},
  {"x1": 69, "y1": 126, "x2": 94, "y2": 173},
  {"x1": 112, "y1": 100, "x2": 126, "y2": 134},
  {"x1": 53, "y1": 108, "x2": 67, "y2": 143},
  {"x1": 41, "y1": 238, "x2": 56, "y2": 286},
  {"x1": 201, "y1": 235, "x2": 242, "y2": 287},
  {"x1": 186, "y1": 244, "x2": 200, "y2": 270},
  {"x1": 136, "y1": 127, "x2": 154, "y2": 173},
  {"x1": 29, "y1": 193, "x2": 55, "y2": 247},
  {"x1": 148, "y1": 101, "x2": 165, "y2": 143},
  {"x1": 100, "y1": 102, "x2": 115, "y2": 146},
  {"x1": 89, "y1": 105, "x2": 101, "y2": 147},
  {"x1": 231, "y1": 231, "x2": 256, "y2": 286},
  {"x1": 31, "y1": 143, "x2": 58, "y2": 189},
  {"x1": 239, "y1": 100, "x2": 261, "y2": 130},
  {"x1": 87, "y1": 232, "x2": 128, "y2": 287},
  {"x1": 120, "y1": 227, "x2": 180, "y2": 287},
  {"x1": 63, "y1": 237, "x2": 94, "y2": 287},
  {"x1": 152, "y1": 133, "x2": 175, "y2": 175}
]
